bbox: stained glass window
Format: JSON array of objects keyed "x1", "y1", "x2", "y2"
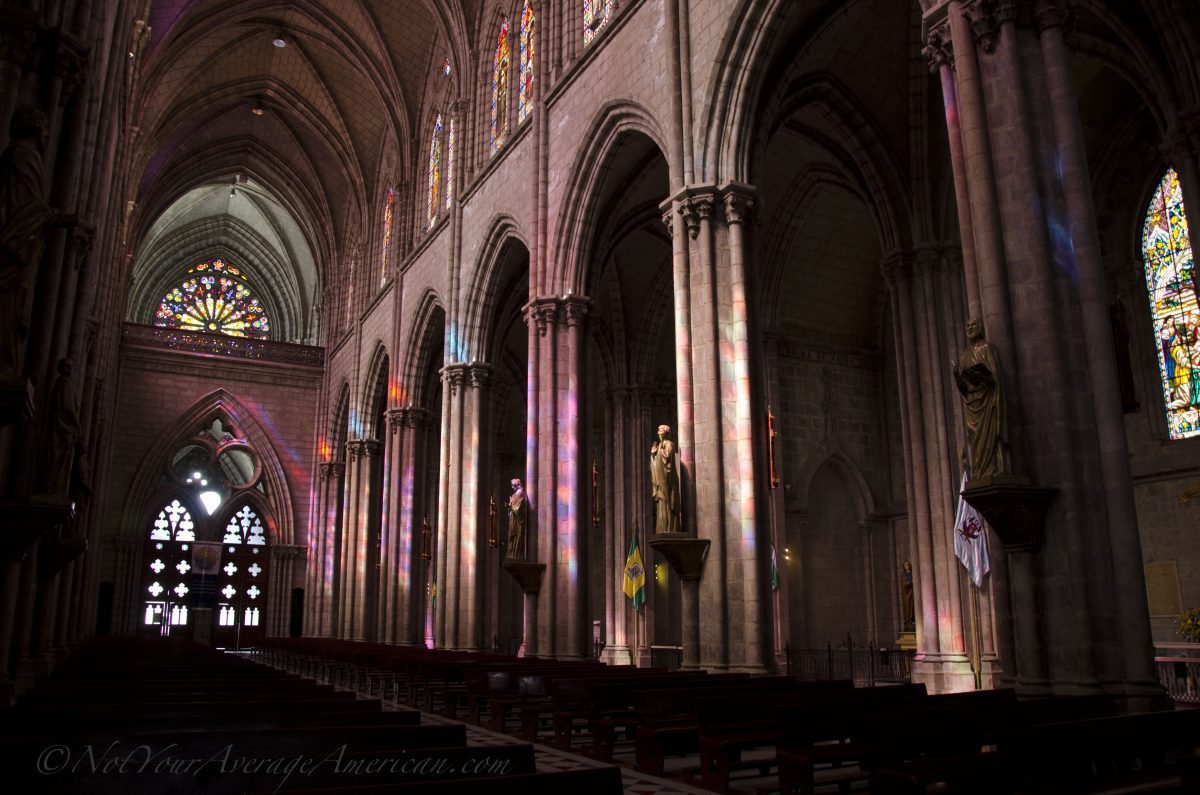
[
  {"x1": 490, "y1": 18, "x2": 511, "y2": 157},
  {"x1": 1143, "y1": 168, "x2": 1200, "y2": 439},
  {"x1": 442, "y1": 56, "x2": 452, "y2": 76},
  {"x1": 155, "y1": 259, "x2": 270, "y2": 339},
  {"x1": 428, "y1": 114, "x2": 443, "y2": 224},
  {"x1": 584, "y1": 0, "x2": 613, "y2": 47},
  {"x1": 446, "y1": 119, "x2": 455, "y2": 207},
  {"x1": 224, "y1": 505, "x2": 267, "y2": 545},
  {"x1": 519, "y1": 2, "x2": 535, "y2": 124},
  {"x1": 381, "y1": 187, "x2": 394, "y2": 282}
]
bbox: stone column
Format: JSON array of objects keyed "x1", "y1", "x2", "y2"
[
  {"x1": 438, "y1": 365, "x2": 466, "y2": 649},
  {"x1": 309, "y1": 461, "x2": 343, "y2": 636},
  {"x1": 458, "y1": 363, "x2": 491, "y2": 651},
  {"x1": 396, "y1": 409, "x2": 429, "y2": 644},
  {"x1": 559, "y1": 297, "x2": 589, "y2": 659},
  {"x1": 531, "y1": 299, "x2": 558, "y2": 657},
  {"x1": 339, "y1": 439, "x2": 379, "y2": 640},
  {"x1": 379, "y1": 407, "x2": 405, "y2": 643},
  {"x1": 918, "y1": 0, "x2": 1162, "y2": 698}
]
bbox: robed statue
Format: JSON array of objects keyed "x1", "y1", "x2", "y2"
[
  {"x1": 39, "y1": 357, "x2": 81, "y2": 498},
  {"x1": 650, "y1": 424, "x2": 681, "y2": 534},
  {"x1": 901, "y1": 561, "x2": 915, "y2": 630},
  {"x1": 506, "y1": 478, "x2": 528, "y2": 559},
  {"x1": 953, "y1": 316, "x2": 1009, "y2": 480},
  {"x1": 0, "y1": 107, "x2": 72, "y2": 374}
]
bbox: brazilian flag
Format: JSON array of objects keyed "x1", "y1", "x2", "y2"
[{"x1": 623, "y1": 533, "x2": 646, "y2": 610}]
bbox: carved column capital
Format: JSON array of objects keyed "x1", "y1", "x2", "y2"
[
  {"x1": 678, "y1": 202, "x2": 700, "y2": 239},
  {"x1": 722, "y1": 191, "x2": 755, "y2": 226},
  {"x1": 963, "y1": 0, "x2": 999, "y2": 54},
  {"x1": 360, "y1": 438, "x2": 382, "y2": 458},
  {"x1": 1033, "y1": 0, "x2": 1070, "y2": 33},
  {"x1": 688, "y1": 195, "x2": 716, "y2": 225},
  {"x1": 441, "y1": 363, "x2": 467, "y2": 395},
  {"x1": 923, "y1": 22, "x2": 954, "y2": 72},
  {"x1": 880, "y1": 252, "x2": 913, "y2": 290},
  {"x1": 561, "y1": 295, "x2": 591, "y2": 327},
  {"x1": 319, "y1": 461, "x2": 345, "y2": 480},
  {"x1": 661, "y1": 206, "x2": 675, "y2": 235},
  {"x1": 913, "y1": 246, "x2": 942, "y2": 277},
  {"x1": 527, "y1": 298, "x2": 560, "y2": 336},
  {"x1": 995, "y1": 0, "x2": 1023, "y2": 26},
  {"x1": 386, "y1": 407, "x2": 406, "y2": 434},
  {"x1": 466, "y1": 362, "x2": 492, "y2": 388},
  {"x1": 403, "y1": 407, "x2": 429, "y2": 428}
]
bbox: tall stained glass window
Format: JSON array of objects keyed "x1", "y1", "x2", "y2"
[
  {"x1": 1143, "y1": 168, "x2": 1200, "y2": 439},
  {"x1": 584, "y1": 0, "x2": 612, "y2": 47},
  {"x1": 490, "y1": 18, "x2": 511, "y2": 157},
  {"x1": 519, "y1": 2, "x2": 535, "y2": 124},
  {"x1": 428, "y1": 114, "x2": 443, "y2": 223},
  {"x1": 381, "y1": 187, "x2": 394, "y2": 282},
  {"x1": 155, "y1": 259, "x2": 270, "y2": 339},
  {"x1": 446, "y1": 119, "x2": 456, "y2": 207}
]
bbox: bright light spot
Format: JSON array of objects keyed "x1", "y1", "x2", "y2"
[
  {"x1": 193, "y1": 471, "x2": 202, "y2": 480},
  {"x1": 200, "y1": 491, "x2": 222, "y2": 515}
]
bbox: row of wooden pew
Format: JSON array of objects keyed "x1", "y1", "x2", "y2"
[
  {"x1": 0, "y1": 637, "x2": 623, "y2": 793},
  {"x1": 258, "y1": 637, "x2": 1200, "y2": 794}
]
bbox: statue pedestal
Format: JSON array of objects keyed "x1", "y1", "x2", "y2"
[
  {"x1": 501, "y1": 561, "x2": 546, "y2": 594},
  {"x1": 961, "y1": 476, "x2": 1057, "y2": 552},
  {"x1": 897, "y1": 630, "x2": 917, "y2": 652},
  {"x1": 502, "y1": 561, "x2": 546, "y2": 659},
  {"x1": 648, "y1": 535, "x2": 710, "y2": 581},
  {"x1": 650, "y1": 535, "x2": 710, "y2": 670},
  {"x1": 0, "y1": 373, "x2": 33, "y2": 426}
]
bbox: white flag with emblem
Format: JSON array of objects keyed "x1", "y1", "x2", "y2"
[{"x1": 954, "y1": 472, "x2": 990, "y2": 588}]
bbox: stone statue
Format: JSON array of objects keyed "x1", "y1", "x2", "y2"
[
  {"x1": 0, "y1": 107, "x2": 72, "y2": 374},
  {"x1": 901, "y1": 561, "x2": 915, "y2": 630},
  {"x1": 953, "y1": 316, "x2": 1008, "y2": 481},
  {"x1": 650, "y1": 424, "x2": 681, "y2": 534},
  {"x1": 506, "y1": 478, "x2": 528, "y2": 559},
  {"x1": 40, "y1": 357, "x2": 81, "y2": 497}
]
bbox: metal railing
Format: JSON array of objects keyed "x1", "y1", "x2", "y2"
[
  {"x1": 122, "y1": 322, "x2": 325, "y2": 367},
  {"x1": 787, "y1": 634, "x2": 914, "y2": 685},
  {"x1": 1155, "y1": 656, "x2": 1200, "y2": 705}
]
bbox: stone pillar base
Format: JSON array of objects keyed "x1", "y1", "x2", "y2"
[
  {"x1": 601, "y1": 644, "x2": 632, "y2": 666},
  {"x1": 912, "y1": 655, "x2": 995, "y2": 694}
]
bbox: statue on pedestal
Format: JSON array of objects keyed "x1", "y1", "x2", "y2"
[
  {"x1": 506, "y1": 478, "x2": 528, "y2": 560},
  {"x1": 953, "y1": 317, "x2": 1009, "y2": 481},
  {"x1": 650, "y1": 424, "x2": 681, "y2": 534},
  {"x1": 901, "y1": 561, "x2": 915, "y2": 630},
  {"x1": 0, "y1": 106, "x2": 73, "y2": 374},
  {"x1": 40, "y1": 357, "x2": 80, "y2": 498}
]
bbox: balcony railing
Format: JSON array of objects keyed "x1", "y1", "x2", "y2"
[
  {"x1": 787, "y1": 635, "x2": 914, "y2": 685},
  {"x1": 122, "y1": 323, "x2": 324, "y2": 368}
]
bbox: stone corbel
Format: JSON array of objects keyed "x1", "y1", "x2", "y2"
[
  {"x1": 721, "y1": 184, "x2": 756, "y2": 227},
  {"x1": 386, "y1": 407, "x2": 407, "y2": 435},
  {"x1": 318, "y1": 461, "x2": 345, "y2": 480},
  {"x1": 466, "y1": 362, "x2": 492, "y2": 388},
  {"x1": 441, "y1": 363, "x2": 467, "y2": 396},
  {"x1": 527, "y1": 298, "x2": 560, "y2": 336},
  {"x1": 561, "y1": 295, "x2": 591, "y2": 327}
]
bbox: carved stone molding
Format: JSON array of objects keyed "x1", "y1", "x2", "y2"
[
  {"x1": 688, "y1": 195, "x2": 715, "y2": 230},
  {"x1": 1032, "y1": 0, "x2": 1069, "y2": 33},
  {"x1": 403, "y1": 407, "x2": 430, "y2": 428},
  {"x1": 441, "y1": 363, "x2": 466, "y2": 395},
  {"x1": 722, "y1": 192, "x2": 754, "y2": 226},
  {"x1": 661, "y1": 207, "x2": 675, "y2": 235},
  {"x1": 527, "y1": 298, "x2": 559, "y2": 337},
  {"x1": 386, "y1": 407, "x2": 406, "y2": 435},
  {"x1": 678, "y1": 202, "x2": 700, "y2": 239},
  {"x1": 466, "y1": 362, "x2": 492, "y2": 388},
  {"x1": 913, "y1": 246, "x2": 942, "y2": 277}
]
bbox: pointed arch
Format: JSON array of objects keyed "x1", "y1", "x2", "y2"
[
  {"x1": 461, "y1": 215, "x2": 530, "y2": 363},
  {"x1": 791, "y1": 449, "x2": 878, "y2": 524},
  {"x1": 551, "y1": 100, "x2": 670, "y2": 294},
  {"x1": 124, "y1": 390, "x2": 296, "y2": 544},
  {"x1": 400, "y1": 290, "x2": 448, "y2": 410},
  {"x1": 361, "y1": 341, "x2": 392, "y2": 439}
]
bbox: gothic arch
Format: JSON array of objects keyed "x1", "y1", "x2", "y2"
[
  {"x1": 361, "y1": 342, "x2": 392, "y2": 439},
  {"x1": 792, "y1": 449, "x2": 878, "y2": 525},
  {"x1": 552, "y1": 100, "x2": 670, "y2": 295},
  {"x1": 123, "y1": 390, "x2": 296, "y2": 545},
  {"x1": 400, "y1": 291, "x2": 447, "y2": 409},
  {"x1": 461, "y1": 215, "x2": 530, "y2": 364}
]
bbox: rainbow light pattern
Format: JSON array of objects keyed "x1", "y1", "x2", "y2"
[
  {"x1": 519, "y1": 2, "x2": 535, "y2": 124},
  {"x1": 490, "y1": 18, "x2": 510, "y2": 157},
  {"x1": 1144, "y1": 168, "x2": 1200, "y2": 439},
  {"x1": 428, "y1": 114, "x2": 443, "y2": 223},
  {"x1": 584, "y1": 0, "x2": 612, "y2": 47},
  {"x1": 446, "y1": 120, "x2": 455, "y2": 207},
  {"x1": 155, "y1": 259, "x2": 270, "y2": 338}
]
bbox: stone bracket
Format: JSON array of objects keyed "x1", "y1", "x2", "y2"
[
  {"x1": 961, "y1": 476, "x2": 1057, "y2": 552},
  {"x1": 649, "y1": 535, "x2": 710, "y2": 581},
  {"x1": 501, "y1": 561, "x2": 546, "y2": 595}
]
